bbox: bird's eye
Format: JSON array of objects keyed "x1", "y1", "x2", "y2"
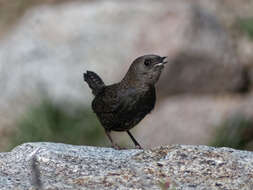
[{"x1": 144, "y1": 59, "x2": 151, "y2": 66}]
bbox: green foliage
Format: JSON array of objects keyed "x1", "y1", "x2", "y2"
[
  {"x1": 238, "y1": 17, "x2": 253, "y2": 40},
  {"x1": 210, "y1": 114, "x2": 253, "y2": 150},
  {"x1": 8, "y1": 98, "x2": 108, "y2": 150}
]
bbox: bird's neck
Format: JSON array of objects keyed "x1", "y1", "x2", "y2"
[{"x1": 121, "y1": 68, "x2": 149, "y2": 89}]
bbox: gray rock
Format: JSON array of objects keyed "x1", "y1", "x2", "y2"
[
  {"x1": 0, "y1": 142, "x2": 253, "y2": 189},
  {"x1": 158, "y1": 51, "x2": 245, "y2": 96}
]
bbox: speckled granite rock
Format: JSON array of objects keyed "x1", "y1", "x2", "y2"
[{"x1": 0, "y1": 143, "x2": 253, "y2": 190}]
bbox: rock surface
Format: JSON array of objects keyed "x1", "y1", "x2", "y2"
[{"x1": 0, "y1": 142, "x2": 253, "y2": 190}]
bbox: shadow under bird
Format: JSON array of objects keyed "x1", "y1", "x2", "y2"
[{"x1": 83, "y1": 55, "x2": 167, "y2": 149}]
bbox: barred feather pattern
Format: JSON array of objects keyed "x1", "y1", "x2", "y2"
[{"x1": 83, "y1": 71, "x2": 105, "y2": 96}]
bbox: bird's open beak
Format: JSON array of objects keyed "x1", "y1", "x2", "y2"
[
  {"x1": 161, "y1": 56, "x2": 167, "y2": 64},
  {"x1": 154, "y1": 56, "x2": 167, "y2": 67}
]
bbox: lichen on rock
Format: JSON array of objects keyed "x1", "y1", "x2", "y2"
[{"x1": 0, "y1": 142, "x2": 253, "y2": 189}]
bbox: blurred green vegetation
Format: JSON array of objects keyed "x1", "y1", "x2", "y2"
[
  {"x1": 8, "y1": 98, "x2": 109, "y2": 151},
  {"x1": 238, "y1": 17, "x2": 253, "y2": 40},
  {"x1": 210, "y1": 114, "x2": 253, "y2": 151}
]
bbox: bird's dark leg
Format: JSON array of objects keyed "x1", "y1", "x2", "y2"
[
  {"x1": 127, "y1": 130, "x2": 142, "y2": 149},
  {"x1": 105, "y1": 130, "x2": 121, "y2": 150}
]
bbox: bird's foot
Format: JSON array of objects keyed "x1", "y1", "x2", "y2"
[
  {"x1": 112, "y1": 144, "x2": 122, "y2": 150},
  {"x1": 135, "y1": 144, "x2": 143, "y2": 149}
]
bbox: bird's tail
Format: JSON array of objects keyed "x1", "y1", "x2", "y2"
[{"x1": 83, "y1": 71, "x2": 105, "y2": 96}]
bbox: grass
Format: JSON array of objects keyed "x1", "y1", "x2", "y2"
[
  {"x1": 8, "y1": 97, "x2": 109, "y2": 151},
  {"x1": 210, "y1": 114, "x2": 253, "y2": 150},
  {"x1": 238, "y1": 17, "x2": 253, "y2": 40}
]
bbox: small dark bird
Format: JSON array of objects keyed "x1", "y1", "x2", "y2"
[{"x1": 83, "y1": 55, "x2": 167, "y2": 149}]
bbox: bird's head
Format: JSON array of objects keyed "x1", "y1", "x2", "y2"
[{"x1": 125, "y1": 54, "x2": 167, "y2": 85}]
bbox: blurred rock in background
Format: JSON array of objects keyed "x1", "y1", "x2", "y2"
[{"x1": 0, "y1": 0, "x2": 253, "y2": 151}]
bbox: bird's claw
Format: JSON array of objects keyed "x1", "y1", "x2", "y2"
[
  {"x1": 112, "y1": 144, "x2": 121, "y2": 150},
  {"x1": 135, "y1": 145, "x2": 143, "y2": 149}
]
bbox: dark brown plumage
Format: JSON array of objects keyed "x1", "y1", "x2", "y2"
[{"x1": 84, "y1": 55, "x2": 167, "y2": 149}]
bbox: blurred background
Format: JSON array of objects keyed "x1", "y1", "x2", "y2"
[{"x1": 0, "y1": 0, "x2": 253, "y2": 151}]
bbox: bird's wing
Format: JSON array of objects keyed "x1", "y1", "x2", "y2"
[{"x1": 92, "y1": 86, "x2": 155, "y2": 114}]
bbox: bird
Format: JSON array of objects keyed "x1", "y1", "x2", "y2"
[{"x1": 83, "y1": 54, "x2": 167, "y2": 149}]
